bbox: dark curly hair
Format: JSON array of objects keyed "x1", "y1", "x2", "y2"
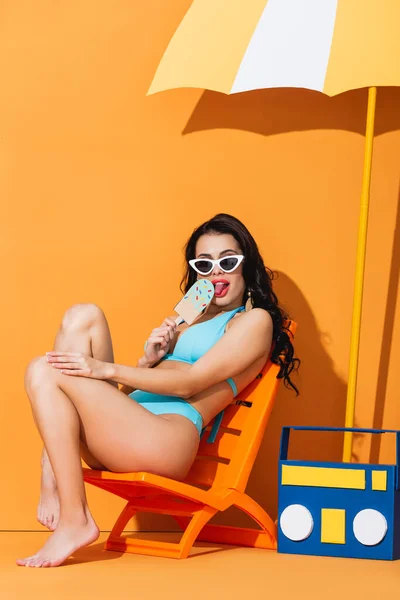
[{"x1": 180, "y1": 213, "x2": 300, "y2": 395}]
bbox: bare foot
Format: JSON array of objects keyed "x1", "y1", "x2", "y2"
[
  {"x1": 17, "y1": 513, "x2": 99, "y2": 567},
  {"x1": 37, "y1": 459, "x2": 60, "y2": 531}
]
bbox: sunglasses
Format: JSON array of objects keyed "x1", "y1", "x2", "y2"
[{"x1": 189, "y1": 254, "x2": 244, "y2": 276}]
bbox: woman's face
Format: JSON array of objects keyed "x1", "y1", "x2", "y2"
[{"x1": 194, "y1": 233, "x2": 246, "y2": 312}]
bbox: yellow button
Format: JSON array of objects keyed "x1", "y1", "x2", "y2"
[
  {"x1": 372, "y1": 470, "x2": 387, "y2": 491},
  {"x1": 321, "y1": 509, "x2": 346, "y2": 544}
]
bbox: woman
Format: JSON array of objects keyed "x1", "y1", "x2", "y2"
[{"x1": 17, "y1": 213, "x2": 299, "y2": 568}]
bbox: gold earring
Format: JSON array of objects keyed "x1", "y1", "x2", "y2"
[{"x1": 245, "y1": 290, "x2": 253, "y2": 312}]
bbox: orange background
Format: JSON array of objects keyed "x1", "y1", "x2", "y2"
[{"x1": 1, "y1": 0, "x2": 400, "y2": 531}]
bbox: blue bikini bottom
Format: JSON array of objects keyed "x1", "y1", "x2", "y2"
[
  {"x1": 129, "y1": 390, "x2": 204, "y2": 436},
  {"x1": 128, "y1": 378, "x2": 238, "y2": 442}
]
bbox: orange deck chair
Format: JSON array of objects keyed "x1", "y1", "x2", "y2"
[{"x1": 83, "y1": 320, "x2": 297, "y2": 559}]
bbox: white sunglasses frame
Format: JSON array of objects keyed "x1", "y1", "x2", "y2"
[{"x1": 189, "y1": 254, "x2": 245, "y2": 276}]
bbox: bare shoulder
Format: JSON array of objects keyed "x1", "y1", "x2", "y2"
[
  {"x1": 225, "y1": 308, "x2": 273, "y2": 372},
  {"x1": 227, "y1": 307, "x2": 273, "y2": 332}
]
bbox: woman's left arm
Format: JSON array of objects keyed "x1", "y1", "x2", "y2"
[{"x1": 108, "y1": 308, "x2": 273, "y2": 398}]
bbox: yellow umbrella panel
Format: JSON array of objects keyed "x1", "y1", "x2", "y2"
[
  {"x1": 148, "y1": 0, "x2": 400, "y2": 97},
  {"x1": 148, "y1": 0, "x2": 400, "y2": 461}
]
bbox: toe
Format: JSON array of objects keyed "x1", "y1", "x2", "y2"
[
  {"x1": 39, "y1": 512, "x2": 49, "y2": 529},
  {"x1": 16, "y1": 554, "x2": 34, "y2": 566},
  {"x1": 27, "y1": 558, "x2": 39, "y2": 568},
  {"x1": 31, "y1": 557, "x2": 42, "y2": 568}
]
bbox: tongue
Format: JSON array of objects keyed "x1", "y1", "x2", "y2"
[{"x1": 214, "y1": 282, "x2": 228, "y2": 295}]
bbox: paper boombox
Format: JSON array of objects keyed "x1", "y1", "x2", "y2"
[{"x1": 277, "y1": 426, "x2": 400, "y2": 560}]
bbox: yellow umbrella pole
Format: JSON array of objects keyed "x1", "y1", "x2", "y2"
[{"x1": 342, "y1": 86, "x2": 377, "y2": 462}]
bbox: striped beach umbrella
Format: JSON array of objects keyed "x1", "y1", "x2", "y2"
[{"x1": 147, "y1": 0, "x2": 400, "y2": 460}]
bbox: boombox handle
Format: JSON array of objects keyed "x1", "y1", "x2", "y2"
[{"x1": 279, "y1": 426, "x2": 400, "y2": 489}]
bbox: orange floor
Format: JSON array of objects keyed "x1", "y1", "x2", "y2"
[{"x1": 2, "y1": 532, "x2": 400, "y2": 599}]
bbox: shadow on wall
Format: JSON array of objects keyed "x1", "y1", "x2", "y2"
[
  {"x1": 216, "y1": 198, "x2": 400, "y2": 526},
  {"x1": 369, "y1": 183, "x2": 400, "y2": 463},
  {"x1": 182, "y1": 86, "x2": 400, "y2": 139}
]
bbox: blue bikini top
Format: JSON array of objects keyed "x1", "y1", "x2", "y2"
[
  {"x1": 160, "y1": 305, "x2": 245, "y2": 444},
  {"x1": 162, "y1": 305, "x2": 245, "y2": 365}
]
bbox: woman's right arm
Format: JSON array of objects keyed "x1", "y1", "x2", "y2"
[{"x1": 119, "y1": 317, "x2": 178, "y2": 395}]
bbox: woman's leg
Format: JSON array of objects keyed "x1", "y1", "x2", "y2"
[
  {"x1": 17, "y1": 356, "x2": 199, "y2": 568},
  {"x1": 18, "y1": 359, "x2": 100, "y2": 567},
  {"x1": 38, "y1": 303, "x2": 118, "y2": 530}
]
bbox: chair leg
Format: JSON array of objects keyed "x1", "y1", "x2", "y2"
[
  {"x1": 195, "y1": 493, "x2": 277, "y2": 550},
  {"x1": 105, "y1": 495, "x2": 274, "y2": 558},
  {"x1": 106, "y1": 505, "x2": 217, "y2": 559},
  {"x1": 106, "y1": 501, "x2": 138, "y2": 552},
  {"x1": 235, "y1": 492, "x2": 277, "y2": 544},
  {"x1": 178, "y1": 506, "x2": 218, "y2": 558}
]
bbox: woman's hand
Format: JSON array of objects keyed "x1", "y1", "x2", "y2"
[
  {"x1": 46, "y1": 352, "x2": 112, "y2": 380},
  {"x1": 143, "y1": 317, "x2": 178, "y2": 366}
]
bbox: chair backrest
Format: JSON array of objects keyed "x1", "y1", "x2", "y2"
[{"x1": 183, "y1": 320, "x2": 297, "y2": 493}]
